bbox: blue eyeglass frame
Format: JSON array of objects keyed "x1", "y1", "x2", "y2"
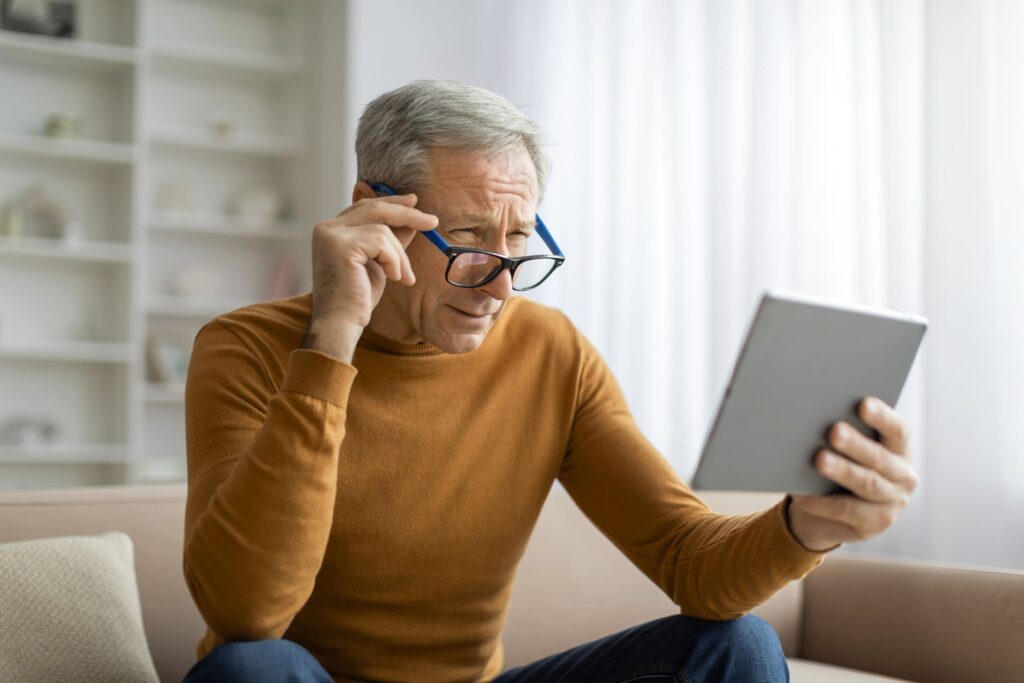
[{"x1": 367, "y1": 181, "x2": 566, "y2": 291}]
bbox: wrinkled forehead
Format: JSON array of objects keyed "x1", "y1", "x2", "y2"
[{"x1": 423, "y1": 146, "x2": 538, "y2": 226}]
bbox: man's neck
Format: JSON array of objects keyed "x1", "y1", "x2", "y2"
[{"x1": 365, "y1": 292, "x2": 424, "y2": 345}]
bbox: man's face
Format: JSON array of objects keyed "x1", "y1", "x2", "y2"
[{"x1": 370, "y1": 145, "x2": 540, "y2": 354}]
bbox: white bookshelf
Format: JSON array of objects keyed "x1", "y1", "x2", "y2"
[{"x1": 0, "y1": 0, "x2": 323, "y2": 490}]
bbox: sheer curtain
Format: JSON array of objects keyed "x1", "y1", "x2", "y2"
[
  {"x1": 342, "y1": 0, "x2": 1023, "y2": 568},
  {"x1": 481, "y1": 0, "x2": 1021, "y2": 569}
]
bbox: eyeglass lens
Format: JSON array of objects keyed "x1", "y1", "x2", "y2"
[{"x1": 448, "y1": 252, "x2": 557, "y2": 290}]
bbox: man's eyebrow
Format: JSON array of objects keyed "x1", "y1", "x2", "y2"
[{"x1": 447, "y1": 214, "x2": 536, "y2": 230}]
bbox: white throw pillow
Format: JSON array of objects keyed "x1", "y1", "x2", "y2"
[{"x1": 0, "y1": 531, "x2": 160, "y2": 683}]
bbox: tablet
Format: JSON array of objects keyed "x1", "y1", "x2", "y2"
[{"x1": 690, "y1": 289, "x2": 928, "y2": 495}]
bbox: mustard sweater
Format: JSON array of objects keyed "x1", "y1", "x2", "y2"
[{"x1": 183, "y1": 293, "x2": 827, "y2": 682}]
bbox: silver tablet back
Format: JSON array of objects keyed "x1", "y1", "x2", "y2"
[{"x1": 691, "y1": 289, "x2": 927, "y2": 494}]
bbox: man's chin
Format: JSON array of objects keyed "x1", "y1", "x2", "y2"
[
  {"x1": 428, "y1": 304, "x2": 499, "y2": 353},
  {"x1": 432, "y1": 329, "x2": 488, "y2": 354}
]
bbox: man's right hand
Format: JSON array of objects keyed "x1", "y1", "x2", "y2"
[{"x1": 302, "y1": 192, "x2": 439, "y2": 362}]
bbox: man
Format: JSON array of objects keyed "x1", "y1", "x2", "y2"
[{"x1": 182, "y1": 80, "x2": 918, "y2": 682}]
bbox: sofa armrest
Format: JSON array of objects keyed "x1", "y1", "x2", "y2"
[{"x1": 801, "y1": 553, "x2": 1024, "y2": 682}]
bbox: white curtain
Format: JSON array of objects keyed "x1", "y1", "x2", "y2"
[
  {"x1": 343, "y1": 0, "x2": 1023, "y2": 568},
  {"x1": 481, "y1": 0, "x2": 1022, "y2": 569}
]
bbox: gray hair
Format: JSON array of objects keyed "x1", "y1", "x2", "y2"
[{"x1": 356, "y1": 80, "x2": 549, "y2": 201}]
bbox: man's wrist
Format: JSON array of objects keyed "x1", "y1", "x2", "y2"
[
  {"x1": 301, "y1": 318, "x2": 364, "y2": 363},
  {"x1": 784, "y1": 495, "x2": 843, "y2": 553}
]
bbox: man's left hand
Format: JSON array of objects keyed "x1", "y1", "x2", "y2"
[{"x1": 787, "y1": 396, "x2": 919, "y2": 552}]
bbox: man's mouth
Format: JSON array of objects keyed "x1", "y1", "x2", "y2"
[{"x1": 448, "y1": 305, "x2": 494, "y2": 319}]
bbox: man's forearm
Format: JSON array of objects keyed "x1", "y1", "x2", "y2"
[
  {"x1": 184, "y1": 327, "x2": 357, "y2": 641},
  {"x1": 302, "y1": 317, "x2": 364, "y2": 364}
]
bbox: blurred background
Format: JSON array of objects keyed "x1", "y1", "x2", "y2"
[{"x1": 0, "y1": 0, "x2": 1020, "y2": 572}]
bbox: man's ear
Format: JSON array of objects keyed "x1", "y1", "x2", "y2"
[{"x1": 352, "y1": 180, "x2": 377, "y2": 204}]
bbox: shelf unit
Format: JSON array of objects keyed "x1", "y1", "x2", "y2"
[{"x1": 0, "y1": 0, "x2": 319, "y2": 490}]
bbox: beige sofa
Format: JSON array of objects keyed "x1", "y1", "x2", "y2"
[{"x1": 1, "y1": 484, "x2": 1021, "y2": 683}]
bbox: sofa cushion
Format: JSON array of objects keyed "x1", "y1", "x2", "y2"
[
  {"x1": 789, "y1": 658, "x2": 910, "y2": 682},
  {"x1": 0, "y1": 532, "x2": 160, "y2": 683}
]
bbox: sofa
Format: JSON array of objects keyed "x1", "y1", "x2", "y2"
[{"x1": 0, "y1": 483, "x2": 1021, "y2": 683}]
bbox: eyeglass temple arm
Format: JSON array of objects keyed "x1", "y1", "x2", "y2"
[
  {"x1": 535, "y1": 215, "x2": 563, "y2": 258},
  {"x1": 367, "y1": 181, "x2": 562, "y2": 257},
  {"x1": 367, "y1": 182, "x2": 450, "y2": 252}
]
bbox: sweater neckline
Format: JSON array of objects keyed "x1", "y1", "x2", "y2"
[{"x1": 356, "y1": 327, "x2": 444, "y2": 356}]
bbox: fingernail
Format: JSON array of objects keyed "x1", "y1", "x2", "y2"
[
  {"x1": 865, "y1": 398, "x2": 878, "y2": 414},
  {"x1": 835, "y1": 425, "x2": 847, "y2": 443}
]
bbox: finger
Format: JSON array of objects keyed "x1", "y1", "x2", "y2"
[
  {"x1": 336, "y1": 192, "x2": 416, "y2": 218},
  {"x1": 815, "y1": 448, "x2": 908, "y2": 504},
  {"x1": 791, "y1": 494, "x2": 897, "y2": 540},
  {"x1": 828, "y1": 422, "x2": 917, "y2": 487},
  {"x1": 380, "y1": 226, "x2": 416, "y2": 285},
  {"x1": 859, "y1": 397, "x2": 909, "y2": 455},
  {"x1": 343, "y1": 196, "x2": 439, "y2": 231},
  {"x1": 360, "y1": 226, "x2": 405, "y2": 282}
]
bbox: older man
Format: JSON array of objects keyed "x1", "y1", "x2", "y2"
[{"x1": 181, "y1": 80, "x2": 918, "y2": 682}]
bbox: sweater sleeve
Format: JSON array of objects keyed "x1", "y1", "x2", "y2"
[
  {"x1": 182, "y1": 319, "x2": 357, "y2": 642},
  {"x1": 558, "y1": 329, "x2": 832, "y2": 620}
]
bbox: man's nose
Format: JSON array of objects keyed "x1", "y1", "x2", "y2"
[{"x1": 477, "y1": 267, "x2": 514, "y2": 301}]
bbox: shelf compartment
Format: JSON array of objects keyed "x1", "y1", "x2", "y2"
[
  {"x1": 0, "y1": 54, "x2": 135, "y2": 145},
  {"x1": 149, "y1": 145, "x2": 299, "y2": 228},
  {"x1": 146, "y1": 232, "x2": 296, "y2": 316},
  {"x1": 0, "y1": 362, "x2": 128, "y2": 446},
  {"x1": 0, "y1": 154, "x2": 133, "y2": 242},
  {"x1": 0, "y1": 236, "x2": 133, "y2": 264},
  {"x1": 0, "y1": 258, "x2": 131, "y2": 346},
  {"x1": 148, "y1": 0, "x2": 301, "y2": 62}
]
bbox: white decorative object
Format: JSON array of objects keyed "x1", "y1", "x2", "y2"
[
  {"x1": 154, "y1": 179, "x2": 194, "y2": 213},
  {"x1": 0, "y1": 415, "x2": 60, "y2": 448},
  {"x1": 60, "y1": 219, "x2": 84, "y2": 243},
  {"x1": 4, "y1": 183, "x2": 75, "y2": 240},
  {"x1": 43, "y1": 111, "x2": 84, "y2": 139},
  {"x1": 228, "y1": 184, "x2": 284, "y2": 225},
  {"x1": 146, "y1": 334, "x2": 188, "y2": 385}
]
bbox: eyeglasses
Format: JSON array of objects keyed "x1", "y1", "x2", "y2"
[{"x1": 368, "y1": 182, "x2": 565, "y2": 291}]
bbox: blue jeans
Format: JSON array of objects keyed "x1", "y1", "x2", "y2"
[{"x1": 181, "y1": 614, "x2": 788, "y2": 682}]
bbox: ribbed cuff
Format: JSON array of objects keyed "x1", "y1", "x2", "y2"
[{"x1": 280, "y1": 349, "x2": 358, "y2": 408}]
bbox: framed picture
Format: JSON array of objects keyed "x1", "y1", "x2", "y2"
[{"x1": 1, "y1": 0, "x2": 77, "y2": 39}]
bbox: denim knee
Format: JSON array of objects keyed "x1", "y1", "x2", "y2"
[
  {"x1": 183, "y1": 638, "x2": 332, "y2": 683},
  {"x1": 717, "y1": 614, "x2": 785, "y2": 656},
  {"x1": 709, "y1": 615, "x2": 788, "y2": 678}
]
